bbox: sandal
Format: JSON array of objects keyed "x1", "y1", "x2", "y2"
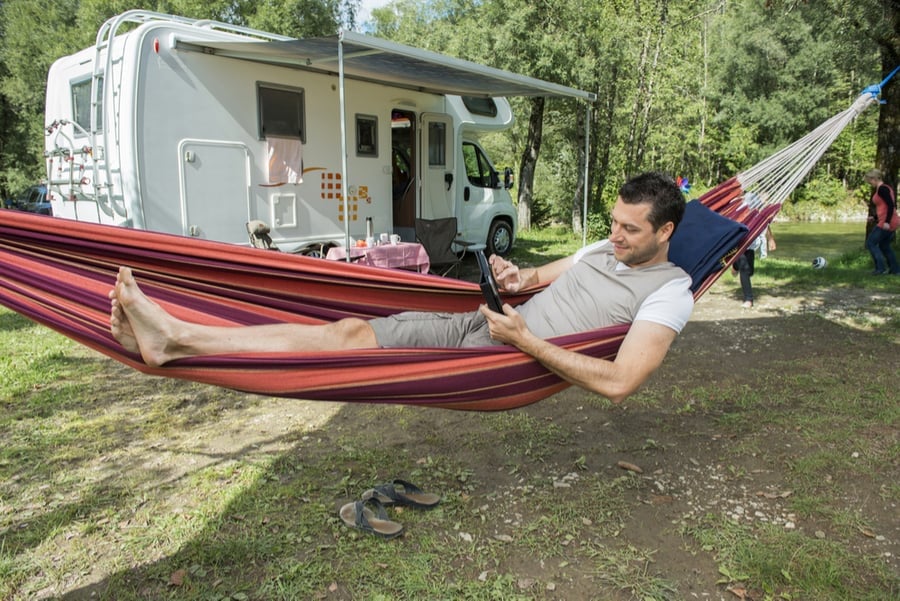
[
  {"x1": 362, "y1": 479, "x2": 441, "y2": 509},
  {"x1": 339, "y1": 497, "x2": 404, "y2": 539}
]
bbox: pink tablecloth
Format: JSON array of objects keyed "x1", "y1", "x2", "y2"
[{"x1": 326, "y1": 242, "x2": 430, "y2": 273}]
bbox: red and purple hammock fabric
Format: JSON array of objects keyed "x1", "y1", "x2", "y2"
[
  {"x1": 1, "y1": 76, "x2": 882, "y2": 409},
  {"x1": 0, "y1": 78, "x2": 884, "y2": 410},
  {"x1": 0, "y1": 181, "x2": 760, "y2": 410}
]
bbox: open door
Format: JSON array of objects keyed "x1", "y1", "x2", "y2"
[
  {"x1": 391, "y1": 109, "x2": 416, "y2": 241},
  {"x1": 419, "y1": 113, "x2": 454, "y2": 220}
]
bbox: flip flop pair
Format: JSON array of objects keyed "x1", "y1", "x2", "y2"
[
  {"x1": 362, "y1": 479, "x2": 441, "y2": 510},
  {"x1": 339, "y1": 479, "x2": 441, "y2": 539}
]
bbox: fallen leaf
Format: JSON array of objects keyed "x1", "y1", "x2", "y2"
[
  {"x1": 650, "y1": 494, "x2": 675, "y2": 505},
  {"x1": 726, "y1": 585, "x2": 747, "y2": 599},
  {"x1": 617, "y1": 461, "x2": 643, "y2": 474},
  {"x1": 169, "y1": 569, "x2": 186, "y2": 587},
  {"x1": 329, "y1": 582, "x2": 338, "y2": 592},
  {"x1": 858, "y1": 526, "x2": 876, "y2": 538},
  {"x1": 755, "y1": 490, "x2": 792, "y2": 499}
]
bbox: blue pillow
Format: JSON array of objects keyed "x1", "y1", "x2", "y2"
[{"x1": 669, "y1": 201, "x2": 749, "y2": 291}]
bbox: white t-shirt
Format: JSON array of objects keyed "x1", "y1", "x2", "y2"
[{"x1": 573, "y1": 240, "x2": 694, "y2": 333}]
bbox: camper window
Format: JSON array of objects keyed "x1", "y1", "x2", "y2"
[
  {"x1": 427, "y1": 122, "x2": 446, "y2": 167},
  {"x1": 356, "y1": 115, "x2": 378, "y2": 157},
  {"x1": 462, "y1": 142, "x2": 497, "y2": 188},
  {"x1": 257, "y1": 84, "x2": 305, "y2": 141},
  {"x1": 71, "y1": 77, "x2": 102, "y2": 134},
  {"x1": 461, "y1": 96, "x2": 498, "y2": 118}
]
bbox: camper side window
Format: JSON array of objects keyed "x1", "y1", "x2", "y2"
[
  {"x1": 461, "y1": 96, "x2": 498, "y2": 118},
  {"x1": 257, "y1": 84, "x2": 305, "y2": 141},
  {"x1": 71, "y1": 78, "x2": 102, "y2": 135},
  {"x1": 462, "y1": 142, "x2": 497, "y2": 188},
  {"x1": 356, "y1": 115, "x2": 377, "y2": 157},
  {"x1": 427, "y1": 122, "x2": 446, "y2": 166}
]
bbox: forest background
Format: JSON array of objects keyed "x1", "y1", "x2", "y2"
[{"x1": 0, "y1": 0, "x2": 898, "y2": 237}]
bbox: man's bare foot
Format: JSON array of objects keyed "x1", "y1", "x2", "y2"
[
  {"x1": 112, "y1": 267, "x2": 184, "y2": 367},
  {"x1": 108, "y1": 293, "x2": 140, "y2": 354}
]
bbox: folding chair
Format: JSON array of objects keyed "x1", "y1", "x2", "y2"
[
  {"x1": 246, "y1": 220, "x2": 279, "y2": 250},
  {"x1": 415, "y1": 217, "x2": 471, "y2": 277}
]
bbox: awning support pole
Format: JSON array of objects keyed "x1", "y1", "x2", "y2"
[
  {"x1": 582, "y1": 101, "x2": 591, "y2": 247},
  {"x1": 338, "y1": 32, "x2": 351, "y2": 258}
]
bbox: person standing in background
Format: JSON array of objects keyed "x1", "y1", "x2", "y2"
[
  {"x1": 863, "y1": 169, "x2": 899, "y2": 276},
  {"x1": 733, "y1": 228, "x2": 776, "y2": 308}
]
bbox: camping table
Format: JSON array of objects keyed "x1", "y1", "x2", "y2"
[{"x1": 326, "y1": 242, "x2": 430, "y2": 273}]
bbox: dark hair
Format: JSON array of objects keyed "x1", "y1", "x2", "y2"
[{"x1": 618, "y1": 172, "x2": 685, "y2": 237}]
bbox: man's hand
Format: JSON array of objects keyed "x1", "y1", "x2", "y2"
[
  {"x1": 479, "y1": 303, "x2": 530, "y2": 345},
  {"x1": 488, "y1": 253, "x2": 574, "y2": 293},
  {"x1": 488, "y1": 255, "x2": 524, "y2": 292}
]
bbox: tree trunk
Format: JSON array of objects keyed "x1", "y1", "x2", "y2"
[
  {"x1": 625, "y1": 29, "x2": 651, "y2": 175},
  {"x1": 874, "y1": 3, "x2": 900, "y2": 187},
  {"x1": 634, "y1": 3, "x2": 667, "y2": 170},
  {"x1": 517, "y1": 96, "x2": 545, "y2": 231},
  {"x1": 593, "y1": 65, "x2": 619, "y2": 207},
  {"x1": 571, "y1": 107, "x2": 586, "y2": 234}
]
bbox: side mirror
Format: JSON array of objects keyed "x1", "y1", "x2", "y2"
[{"x1": 503, "y1": 167, "x2": 515, "y2": 189}]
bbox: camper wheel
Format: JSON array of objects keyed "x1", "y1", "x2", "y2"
[{"x1": 486, "y1": 219, "x2": 513, "y2": 256}]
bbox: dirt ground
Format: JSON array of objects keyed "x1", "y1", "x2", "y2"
[{"x1": 86, "y1": 277, "x2": 895, "y2": 599}]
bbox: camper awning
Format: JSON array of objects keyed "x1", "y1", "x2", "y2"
[{"x1": 174, "y1": 30, "x2": 596, "y2": 101}]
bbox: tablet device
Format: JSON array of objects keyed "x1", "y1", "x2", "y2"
[{"x1": 475, "y1": 250, "x2": 504, "y2": 313}]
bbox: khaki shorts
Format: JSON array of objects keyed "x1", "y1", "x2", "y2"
[{"x1": 368, "y1": 311, "x2": 501, "y2": 348}]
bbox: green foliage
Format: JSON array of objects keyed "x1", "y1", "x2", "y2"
[
  {"x1": 792, "y1": 174, "x2": 851, "y2": 208},
  {"x1": 0, "y1": 0, "x2": 78, "y2": 195},
  {"x1": 245, "y1": 0, "x2": 347, "y2": 37}
]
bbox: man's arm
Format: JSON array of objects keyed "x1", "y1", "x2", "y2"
[
  {"x1": 480, "y1": 306, "x2": 677, "y2": 404},
  {"x1": 489, "y1": 254, "x2": 574, "y2": 293}
]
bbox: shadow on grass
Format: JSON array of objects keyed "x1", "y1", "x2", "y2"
[{"x1": 0, "y1": 310, "x2": 36, "y2": 332}]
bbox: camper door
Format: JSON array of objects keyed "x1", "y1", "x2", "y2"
[
  {"x1": 178, "y1": 139, "x2": 252, "y2": 243},
  {"x1": 419, "y1": 113, "x2": 454, "y2": 220}
]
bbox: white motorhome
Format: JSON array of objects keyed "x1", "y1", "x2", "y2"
[{"x1": 44, "y1": 11, "x2": 592, "y2": 256}]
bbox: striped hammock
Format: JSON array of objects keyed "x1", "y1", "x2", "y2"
[{"x1": 0, "y1": 86, "x2": 882, "y2": 410}]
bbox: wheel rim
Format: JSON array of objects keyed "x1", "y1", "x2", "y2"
[{"x1": 492, "y1": 224, "x2": 511, "y2": 254}]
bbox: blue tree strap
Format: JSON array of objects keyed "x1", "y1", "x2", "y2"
[{"x1": 861, "y1": 65, "x2": 900, "y2": 103}]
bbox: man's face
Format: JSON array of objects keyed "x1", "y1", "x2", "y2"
[{"x1": 608, "y1": 198, "x2": 674, "y2": 267}]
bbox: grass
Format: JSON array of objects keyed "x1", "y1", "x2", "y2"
[
  {"x1": 0, "y1": 228, "x2": 898, "y2": 599},
  {"x1": 686, "y1": 515, "x2": 895, "y2": 601}
]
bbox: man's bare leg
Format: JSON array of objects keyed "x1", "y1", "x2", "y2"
[{"x1": 109, "y1": 267, "x2": 377, "y2": 367}]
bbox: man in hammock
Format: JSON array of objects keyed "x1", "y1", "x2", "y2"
[{"x1": 110, "y1": 171, "x2": 694, "y2": 404}]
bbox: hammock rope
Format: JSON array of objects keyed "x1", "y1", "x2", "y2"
[{"x1": 0, "y1": 78, "x2": 888, "y2": 410}]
